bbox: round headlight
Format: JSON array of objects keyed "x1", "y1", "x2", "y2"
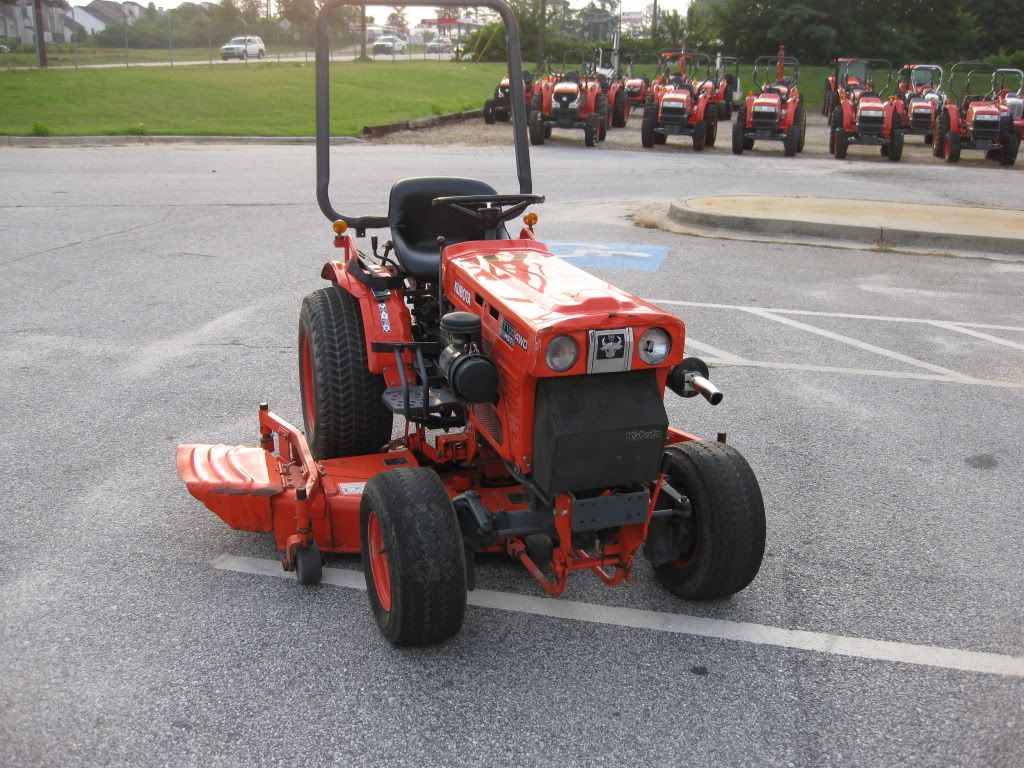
[
  {"x1": 639, "y1": 327, "x2": 671, "y2": 364},
  {"x1": 545, "y1": 335, "x2": 578, "y2": 372}
]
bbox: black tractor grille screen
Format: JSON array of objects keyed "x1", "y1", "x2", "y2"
[
  {"x1": 661, "y1": 105, "x2": 686, "y2": 126},
  {"x1": 532, "y1": 370, "x2": 668, "y2": 496},
  {"x1": 751, "y1": 112, "x2": 777, "y2": 131},
  {"x1": 972, "y1": 120, "x2": 998, "y2": 140},
  {"x1": 857, "y1": 114, "x2": 884, "y2": 134},
  {"x1": 554, "y1": 93, "x2": 576, "y2": 109},
  {"x1": 910, "y1": 112, "x2": 932, "y2": 131}
]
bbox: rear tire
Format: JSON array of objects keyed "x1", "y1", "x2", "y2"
[
  {"x1": 483, "y1": 99, "x2": 496, "y2": 124},
  {"x1": 528, "y1": 110, "x2": 545, "y2": 145},
  {"x1": 732, "y1": 108, "x2": 745, "y2": 154},
  {"x1": 933, "y1": 112, "x2": 948, "y2": 158},
  {"x1": 652, "y1": 441, "x2": 766, "y2": 600},
  {"x1": 944, "y1": 132, "x2": 961, "y2": 163},
  {"x1": 833, "y1": 124, "x2": 849, "y2": 159},
  {"x1": 360, "y1": 468, "x2": 467, "y2": 646},
  {"x1": 1000, "y1": 129, "x2": 1020, "y2": 166},
  {"x1": 783, "y1": 121, "x2": 799, "y2": 157},
  {"x1": 887, "y1": 129, "x2": 904, "y2": 162},
  {"x1": 641, "y1": 113, "x2": 656, "y2": 148},
  {"x1": 692, "y1": 119, "x2": 706, "y2": 151},
  {"x1": 584, "y1": 114, "x2": 599, "y2": 147},
  {"x1": 705, "y1": 113, "x2": 718, "y2": 147},
  {"x1": 612, "y1": 89, "x2": 628, "y2": 128},
  {"x1": 298, "y1": 287, "x2": 393, "y2": 460}
]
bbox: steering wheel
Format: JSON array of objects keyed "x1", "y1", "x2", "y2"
[{"x1": 431, "y1": 194, "x2": 545, "y2": 239}]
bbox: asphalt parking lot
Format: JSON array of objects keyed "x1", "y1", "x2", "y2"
[{"x1": 1, "y1": 140, "x2": 1022, "y2": 767}]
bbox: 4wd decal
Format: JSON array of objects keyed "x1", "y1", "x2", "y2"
[
  {"x1": 453, "y1": 281, "x2": 472, "y2": 306},
  {"x1": 499, "y1": 317, "x2": 528, "y2": 350},
  {"x1": 378, "y1": 302, "x2": 391, "y2": 333}
]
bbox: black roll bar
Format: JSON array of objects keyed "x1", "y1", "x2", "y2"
[{"x1": 315, "y1": 0, "x2": 533, "y2": 228}]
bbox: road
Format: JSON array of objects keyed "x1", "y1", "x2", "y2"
[{"x1": 1, "y1": 141, "x2": 1022, "y2": 767}]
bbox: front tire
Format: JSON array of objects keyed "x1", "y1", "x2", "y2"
[
  {"x1": 612, "y1": 89, "x2": 628, "y2": 128},
  {"x1": 944, "y1": 132, "x2": 961, "y2": 163},
  {"x1": 298, "y1": 287, "x2": 393, "y2": 460},
  {"x1": 692, "y1": 118, "x2": 706, "y2": 151},
  {"x1": 732, "y1": 107, "x2": 745, "y2": 154},
  {"x1": 528, "y1": 109, "x2": 545, "y2": 145},
  {"x1": 705, "y1": 113, "x2": 718, "y2": 147},
  {"x1": 1000, "y1": 129, "x2": 1020, "y2": 166},
  {"x1": 584, "y1": 114, "x2": 599, "y2": 147},
  {"x1": 887, "y1": 129, "x2": 904, "y2": 162},
  {"x1": 652, "y1": 441, "x2": 766, "y2": 600},
  {"x1": 360, "y1": 468, "x2": 467, "y2": 646},
  {"x1": 795, "y1": 102, "x2": 807, "y2": 152},
  {"x1": 483, "y1": 98, "x2": 496, "y2": 124}
]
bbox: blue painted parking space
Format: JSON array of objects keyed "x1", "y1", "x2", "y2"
[{"x1": 546, "y1": 241, "x2": 669, "y2": 272}]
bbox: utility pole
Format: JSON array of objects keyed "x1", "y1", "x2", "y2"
[
  {"x1": 536, "y1": 0, "x2": 545, "y2": 70},
  {"x1": 650, "y1": 0, "x2": 658, "y2": 40},
  {"x1": 32, "y1": 0, "x2": 48, "y2": 68}
]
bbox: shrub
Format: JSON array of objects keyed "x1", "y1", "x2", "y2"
[{"x1": 31, "y1": 122, "x2": 51, "y2": 136}]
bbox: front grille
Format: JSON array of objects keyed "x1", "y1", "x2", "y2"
[
  {"x1": 857, "y1": 114, "x2": 884, "y2": 134},
  {"x1": 551, "y1": 107, "x2": 578, "y2": 123},
  {"x1": 910, "y1": 111, "x2": 932, "y2": 131},
  {"x1": 661, "y1": 105, "x2": 687, "y2": 126},
  {"x1": 553, "y1": 93, "x2": 576, "y2": 110},
  {"x1": 751, "y1": 112, "x2": 778, "y2": 131},
  {"x1": 972, "y1": 119, "x2": 999, "y2": 141}
]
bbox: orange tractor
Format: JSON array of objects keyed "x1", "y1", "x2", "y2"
[
  {"x1": 896, "y1": 64, "x2": 945, "y2": 144},
  {"x1": 829, "y1": 59, "x2": 906, "y2": 161},
  {"x1": 529, "y1": 51, "x2": 623, "y2": 146},
  {"x1": 823, "y1": 57, "x2": 869, "y2": 121},
  {"x1": 177, "y1": 0, "x2": 766, "y2": 646},
  {"x1": 732, "y1": 46, "x2": 806, "y2": 157},
  {"x1": 933, "y1": 63, "x2": 1021, "y2": 165},
  {"x1": 484, "y1": 70, "x2": 536, "y2": 124},
  {"x1": 695, "y1": 53, "x2": 741, "y2": 120},
  {"x1": 640, "y1": 49, "x2": 719, "y2": 151}
]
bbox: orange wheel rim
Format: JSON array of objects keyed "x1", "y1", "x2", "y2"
[{"x1": 367, "y1": 511, "x2": 392, "y2": 612}]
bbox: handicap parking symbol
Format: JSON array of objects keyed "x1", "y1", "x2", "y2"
[{"x1": 546, "y1": 241, "x2": 668, "y2": 272}]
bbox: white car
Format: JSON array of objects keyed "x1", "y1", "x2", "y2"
[
  {"x1": 372, "y1": 36, "x2": 407, "y2": 56},
  {"x1": 426, "y1": 38, "x2": 452, "y2": 53},
  {"x1": 220, "y1": 36, "x2": 265, "y2": 61}
]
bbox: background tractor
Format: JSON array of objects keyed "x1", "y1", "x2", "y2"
[
  {"x1": 639, "y1": 50, "x2": 719, "y2": 151},
  {"x1": 829, "y1": 59, "x2": 906, "y2": 162},
  {"x1": 695, "y1": 53, "x2": 741, "y2": 120},
  {"x1": 732, "y1": 46, "x2": 806, "y2": 157},
  {"x1": 178, "y1": 0, "x2": 766, "y2": 647},
  {"x1": 823, "y1": 57, "x2": 869, "y2": 121},
  {"x1": 529, "y1": 51, "x2": 611, "y2": 147},
  {"x1": 896, "y1": 64, "x2": 945, "y2": 144},
  {"x1": 593, "y1": 31, "x2": 631, "y2": 127},
  {"x1": 933, "y1": 62, "x2": 1020, "y2": 165},
  {"x1": 484, "y1": 71, "x2": 536, "y2": 124}
]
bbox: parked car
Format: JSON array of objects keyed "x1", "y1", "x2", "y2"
[
  {"x1": 220, "y1": 36, "x2": 265, "y2": 61},
  {"x1": 0, "y1": 44, "x2": 10, "y2": 54},
  {"x1": 372, "y1": 36, "x2": 407, "y2": 56},
  {"x1": 426, "y1": 38, "x2": 452, "y2": 53}
]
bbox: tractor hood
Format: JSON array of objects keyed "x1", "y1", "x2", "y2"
[
  {"x1": 752, "y1": 92, "x2": 781, "y2": 110},
  {"x1": 662, "y1": 90, "x2": 691, "y2": 106},
  {"x1": 443, "y1": 240, "x2": 683, "y2": 335}
]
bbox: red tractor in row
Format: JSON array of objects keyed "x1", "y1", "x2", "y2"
[
  {"x1": 896, "y1": 63, "x2": 945, "y2": 144},
  {"x1": 823, "y1": 57, "x2": 869, "y2": 122},
  {"x1": 696, "y1": 53, "x2": 741, "y2": 120},
  {"x1": 483, "y1": 70, "x2": 536, "y2": 124},
  {"x1": 933, "y1": 63, "x2": 1021, "y2": 165},
  {"x1": 640, "y1": 50, "x2": 719, "y2": 151},
  {"x1": 829, "y1": 59, "x2": 906, "y2": 162},
  {"x1": 528, "y1": 52, "x2": 627, "y2": 147},
  {"x1": 732, "y1": 46, "x2": 806, "y2": 157},
  {"x1": 178, "y1": 0, "x2": 766, "y2": 647}
]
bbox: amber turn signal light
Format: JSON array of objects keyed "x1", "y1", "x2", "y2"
[
  {"x1": 524, "y1": 212, "x2": 538, "y2": 227},
  {"x1": 333, "y1": 219, "x2": 348, "y2": 234}
]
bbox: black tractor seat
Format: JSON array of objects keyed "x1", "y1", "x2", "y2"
[{"x1": 387, "y1": 177, "x2": 508, "y2": 283}]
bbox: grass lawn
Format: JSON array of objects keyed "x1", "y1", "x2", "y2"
[{"x1": 0, "y1": 60, "x2": 505, "y2": 136}]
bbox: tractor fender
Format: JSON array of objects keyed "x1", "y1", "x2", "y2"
[
  {"x1": 542, "y1": 84, "x2": 553, "y2": 113},
  {"x1": 883, "y1": 103, "x2": 897, "y2": 136},
  {"x1": 840, "y1": 99, "x2": 855, "y2": 131},
  {"x1": 744, "y1": 96, "x2": 755, "y2": 127},
  {"x1": 320, "y1": 257, "x2": 415, "y2": 375}
]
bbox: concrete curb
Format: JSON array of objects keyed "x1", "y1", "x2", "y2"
[
  {"x1": 667, "y1": 196, "x2": 1024, "y2": 256},
  {"x1": 362, "y1": 108, "x2": 484, "y2": 138},
  {"x1": 4, "y1": 135, "x2": 366, "y2": 147}
]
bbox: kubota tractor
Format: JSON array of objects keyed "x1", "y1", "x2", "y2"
[
  {"x1": 829, "y1": 59, "x2": 906, "y2": 162},
  {"x1": 593, "y1": 31, "x2": 631, "y2": 127},
  {"x1": 177, "y1": 0, "x2": 766, "y2": 647},
  {"x1": 640, "y1": 49, "x2": 719, "y2": 151},
  {"x1": 732, "y1": 46, "x2": 806, "y2": 157},
  {"x1": 823, "y1": 57, "x2": 869, "y2": 121},
  {"x1": 933, "y1": 63, "x2": 1020, "y2": 165},
  {"x1": 528, "y1": 51, "x2": 613, "y2": 147},
  {"x1": 484, "y1": 70, "x2": 535, "y2": 124},
  {"x1": 695, "y1": 53, "x2": 741, "y2": 120},
  {"x1": 623, "y1": 54, "x2": 659, "y2": 110},
  {"x1": 896, "y1": 64, "x2": 944, "y2": 144}
]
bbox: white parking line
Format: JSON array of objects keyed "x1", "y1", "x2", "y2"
[
  {"x1": 213, "y1": 554, "x2": 1024, "y2": 679},
  {"x1": 649, "y1": 300, "x2": 1024, "y2": 332},
  {"x1": 929, "y1": 321, "x2": 1024, "y2": 353}
]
